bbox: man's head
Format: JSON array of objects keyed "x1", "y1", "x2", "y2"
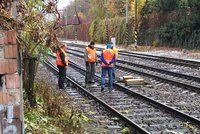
[
  {"x1": 60, "y1": 44, "x2": 67, "y2": 51},
  {"x1": 89, "y1": 41, "x2": 95, "y2": 49},
  {"x1": 106, "y1": 42, "x2": 113, "y2": 49}
]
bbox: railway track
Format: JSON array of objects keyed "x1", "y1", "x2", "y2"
[
  {"x1": 39, "y1": 63, "x2": 130, "y2": 133},
  {"x1": 65, "y1": 42, "x2": 200, "y2": 68},
  {"x1": 119, "y1": 50, "x2": 200, "y2": 68},
  {"x1": 61, "y1": 50, "x2": 200, "y2": 121},
  {"x1": 46, "y1": 55, "x2": 200, "y2": 134},
  {"x1": 66, "y1": 48, "x2": 200, "y2": 93},
  {"x1": 44, "y1": 60, "x2": 147, "y2": 134}
]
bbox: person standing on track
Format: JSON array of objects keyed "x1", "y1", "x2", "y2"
[
  {"x1": 84, "y1": 41, "x2": 97, "y2": 86},
  {"x1": 100, "y1": 43, "x2": 116, "y2": 92},
  {"x1": 110, "y1": 42, "x2": 118, "y2": 82},
  {"x1": 56, "y1": 44, "x2": 69, "y2": 90}
]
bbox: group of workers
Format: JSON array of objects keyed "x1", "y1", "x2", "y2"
[{"x1": 56, "y1": 41, "x2": 118, "y2": 92}]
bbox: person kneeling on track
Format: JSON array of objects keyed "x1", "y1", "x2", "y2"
[
  {"x1": 56, "y1": 44, "x2": 69, "y2": 90},
  {"x1": 100, "y1": 43, "x2": 116, "y2": 92}
]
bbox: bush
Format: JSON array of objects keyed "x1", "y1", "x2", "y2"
[
  {"x1": 157, "y1": 0, "x2": 179, "y2": 11},
  {"x1": 24, "y1": 81, "x2": 89, "y2": 134},
  {"x1": 156, "y1": 16, "x2": 200, "y2": 49},
  {"x1": 89, "y1": 17, "x2": 133, "y2": 45}
]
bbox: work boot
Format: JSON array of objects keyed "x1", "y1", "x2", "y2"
[
  {"x1": 109, "y1": 88, "x2": 114, "y2": 92},
  {"x1": 89, "y1": 81, "x2": 95, "y2": 84}
]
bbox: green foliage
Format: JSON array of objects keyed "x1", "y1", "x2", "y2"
[
  {"x1": 178, "y1": 0, "x2": 189, "y2": 9},
  {"x1": 156, "y1": 16, "x2": 200, "y2": 49},
  {"x1": 188, "y1": 0, "x2": 200, "y2": 10},
  {"x1": 140, "y1": 0, "x2": 200, "y2": 49},
  {"x1": 142, "y1": 0, "x2": 179, "y2": 15},
  {"x1": 114, "y1": 0, "x2": 126, "y2": 16},
  {"x1": 109, "y1": 16, "x2": 125, "y2": 44},
  {"x1": 89, "y1": 17, "x2": 106, "y2": 43},
  {"x1": 89, "y1": 0, "x2": 107, "y2": 19},
  {"x1": 24, "y1": 81, "x2": 89, "y2": 133},
  {"x1": 121, "y1": 127, "x2": 131, "y2": 134},
  {"x1": 157, "y1": 0, "x2": 179, "y2": 11},
  {"x1": 116, "y1": 18, "x2": 127, "y2": 45},
  {"x1": 89, "y1": 18, "x2": 101, "y2": 41},
  {"x1": 89, "y1": 16, "x2": 132, "y2": 45},
  {"x1": 141, "y1": 0, "x2": 159, "y2": 15},
  {"x1": 95, "y1": 19, "x2": 106, "y2": 43}
]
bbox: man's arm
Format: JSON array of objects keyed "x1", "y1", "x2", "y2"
[
  {"x1": 84, "y1": 48, "x2": 88, "y2": 62},
  {"x1": 100, "y1": 53, "x2": 108, "y2": 64},
  {"x1": 109, "y1": 54, "x2": 116, "y2": 64}
]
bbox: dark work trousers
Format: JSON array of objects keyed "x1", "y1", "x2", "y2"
[
  {"x1": 57, "y1": 65, "x2": 66, "y2": 89},
  {"x1": 85, "y1": 62, "x2": 95, "y2": 84},
  {"x1": 112, "y1": 62, "x2": 116, "y2": 80},
  {"x1": 101, "y1": 67, "x2": 113, "y2": 90}
]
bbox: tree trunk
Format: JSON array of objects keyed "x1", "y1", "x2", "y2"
[{"x1": 23, "y1": 56, "x2": 38, "y2": 107}]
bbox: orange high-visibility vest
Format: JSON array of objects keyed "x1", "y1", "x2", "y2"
[
  {"x1": 86, "y1": 47, "x2": 97, "y2": 62},
  {"x1": 101, "y1": 49, "x2": 115, "y2": 67},
  {"x1": 56, "y1": 48, "x2": 69, "y2": 66}
]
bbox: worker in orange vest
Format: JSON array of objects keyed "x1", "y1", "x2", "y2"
[
  {"x1": 100, "y1": 43, "x2": 116, "y2": 92},
  {"x1": 84, "y1": 41, "x2": 97, "y2": 85},
  {"x1": 56, "y1": 44, "x2": 69, "y2": 90}
]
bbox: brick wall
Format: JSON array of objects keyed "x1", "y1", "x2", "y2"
[{"x1": 0, "y1": 29, "x2": 22, "y2": 133}]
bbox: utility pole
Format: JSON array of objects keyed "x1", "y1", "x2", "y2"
[
  {"x1": 125, "y1": 0, "x2": 129, "y2": 45},
  {"x1": 134, "y1": 0, "x2": 138, "y2": 48},
  {"x1": 105, "y1": 17, "x2": 109, "y2": 43},
  {"x1": 74, "y1": 0, "x2": 77, "y2": 43}
]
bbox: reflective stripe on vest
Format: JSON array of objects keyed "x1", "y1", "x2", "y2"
[
  {"x1": 60, "y1": 48, "x2": 69, "y2": 65},
  {"x1": 86, "y1": 47, "x2": 96, "y2": 62},
  {"x1": 101, "y1": 49, "x2": 115, "y2": 67}
]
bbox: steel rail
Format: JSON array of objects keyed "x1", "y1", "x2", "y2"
[
  {"x1": 67, "y1": 48, "x2": 200, "y2": 82},
  {"x1": 119, "y1": 51, "x2": 200, "y2": 68},
  {"x1": 68, "y1": 60, "x2": 200, "y2": 126},
  {"x1": 44, "y1": 60, "x2": 149, "y2": 134},
  {"x1": 66, "y1": 50, "x2": 200, "y2": 93},
  {"x1": 65, "y1": 42, "x2": 200, "y2": 68}
]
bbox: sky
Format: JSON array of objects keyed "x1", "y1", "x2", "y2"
[{"x1": 57, "y1": 0, "x2": 74, "y2": 10}]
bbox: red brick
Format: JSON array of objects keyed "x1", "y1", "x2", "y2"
[
  {"x1": 4, "y1": 45, "x2": 18, "y2": 58},
  {"x1": 0, "y1": 91, "x2": 15, "y2": 104},
  {"x1": 0, "y1": 60, "x2": 6, "y2": 74},
  {"x1": 0, "y1": 59, "x2": 17, "y2": 74},
  {"x1": 0, "y1": 30, "x2": 7, "y2": 44},
  {"x1": 8, "y1": 88, "x2": 20, "y2": 103},
  {"x1": 0, "y1": 30, "x2": 16, "y2": 44},
  {"x1": 14, "y1": 89, "x2": 20, "y2": 102},
  {"x1": 5, "y1": 74, "x2": 19, "y2": 89},
  {"x1": 13, "y1": 105, "x2": 20, "y2": 118},
  {"x1": 0, "y1": 45, "x2": 4, "y2": 58},
  {"x1": 6, "y1": 30, "x2": 16, "y2": 44}
]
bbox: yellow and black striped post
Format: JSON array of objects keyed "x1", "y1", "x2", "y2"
[
  {"x1": 105, "y1": 17, "x2": 109, "y2": 43},
  {"x1": 106, "y1": 23, "x2": 109, "y2": 43},
  {"x1": 134, "y1": 30, "x2": 138, "y2": 48},
  {"x1": 75, "y1": 26, "x2": 77, "y2": 43},
  {"x1": 125, "y1": 23, "x2": 129, "y2": 45}
]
